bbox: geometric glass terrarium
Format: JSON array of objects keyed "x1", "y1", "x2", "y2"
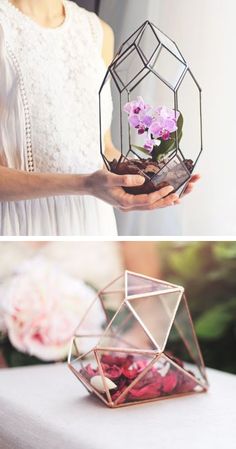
[
  {"x1": 99, "y1": 21, "x2": 203, "y2": 196},
  {"x1": 68, "y1": 271, "x2": 208, "y2": 408}
]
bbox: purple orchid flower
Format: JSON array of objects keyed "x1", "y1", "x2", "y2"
[
  {"x1": 124, "y1": 96, "x2": 151, "y2": 115},
  {"x1": 124, "y1": 97, "x2": 180, "y2": 154},
  {"x1": 144, "y1": 139, "x2": 154, "y2": 152},
  {"x1": 150, "y1": 106, "x2": 179, "y2": 139},
  {"x1": 155, "y1": 105, "x2": 180, "y2": 122},
  {"x1": 126, "y1": 97, "x2": 153, "y2": 133}
]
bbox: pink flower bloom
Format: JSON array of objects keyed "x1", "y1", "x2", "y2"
[
  {"x1": 84, "y1": 364, "x2": 98, "y2": 379},
  {"x1": 141, "y1": 114, "x2": 153, "y2": 127},
  {"x1": 125, "y1": 97, "x2": 152, "y2": 133},
  {"x1": 128, "y1": 113, "x2": 152, "y2": 133},
  {"x1": 149, "y1": 119, "x2": 164, "y2": 138},
  {"x1": 111, "y1": 385, "x2": 127, "y2": 403},
  {"x1": 162, "y1": 372, "x2": 178, "y2": 394},
  {"x1": 149, "y1": 114, "x2": 177, "y2": 140},
  {"x1": 124, "y1": 96, "x2": 150, "y2": 115},
  {"x1": 124, "y1": 97, "x2": 180, "y2": 149},
  {"x1": 136, "y1": 359, "x2": 149, "y2": 373},
  {"x1": 82, "y1": 354, "x2": 199, "y2": 403},
  {"x1": 155, "y1": 105, "x2": 180, "y2": 122},
  {"x1": 138, "y1": 124, "x2": 147, "y2": 135},
  {"x1": 162, "y1": 130, "x2": 171, "y2": 141},
  {"x1": 0, "y1": 257, "x2": 97, "y2": 361},
  {"x1": 129, "y1": 383, "x2": 161, "y2": 400},
  {"x1": 144, "y1": 139, "x2": 154, "y2": 152},
  {"x1": 103, "y1": 364, "x2": 122, "y2": 380},
  {"x1": 101, "y1": 354, "x2": 133, "y2": 367},
  {"x1": 128, "y1": 114, "x2": 140, "y2": 129},
  {"x1": 122, "y1": 365, "x2": 138, "y2": 379}
]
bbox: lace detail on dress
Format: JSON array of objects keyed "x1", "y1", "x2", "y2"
[
  {"x1": 0, "y1": 0, "x2": 113, "y2": 174},
  {"x1": 4, "y1": 41, "x2": 35, "y2": 172}
]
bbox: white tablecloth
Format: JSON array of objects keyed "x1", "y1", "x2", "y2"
[{"x1": 0, "y1": 364, "x2": 235, "y2": 449}]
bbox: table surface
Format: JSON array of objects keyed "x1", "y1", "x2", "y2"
[{"x1": 0, "y1": 363, "x2": 235, "y2": 449}]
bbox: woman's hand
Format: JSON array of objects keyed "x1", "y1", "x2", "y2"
[
  {"x1": 0, "y1": 164, "x2": 199, "y2": 208},
  {"x1": 172, "y1": 174, "x2": 201, "y2": 205},
  {"x1": 86, "y1": 169, "x2": 180, "y2": 211}
]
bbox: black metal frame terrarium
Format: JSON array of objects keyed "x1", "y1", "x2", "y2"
[{"x1": 99, "y1": 21, "x2": 203, "y2": 196}]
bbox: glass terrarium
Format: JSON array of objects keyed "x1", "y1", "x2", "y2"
[
  {"x1": 99, "y1": 21, "x2": 203, "y2": 196},
  {"x1": 68, "y1": 271, "x2": 208, "y2": 408}
]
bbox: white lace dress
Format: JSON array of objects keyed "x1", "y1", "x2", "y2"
[{"x1": 0, "y1": 0, "x2": 117, "y2": 236}]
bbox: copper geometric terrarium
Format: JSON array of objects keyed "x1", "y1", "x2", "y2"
[
  {"x1": 99, "y1": 21, "x2": 203, "y2": 196},
  {"x1": 68, "y1": 271, "x2": 208, "y2": 408}
]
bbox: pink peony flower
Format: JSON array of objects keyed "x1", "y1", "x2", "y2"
[{"x1": 0, "y1": 257, "x2": 97, "y2": 361}]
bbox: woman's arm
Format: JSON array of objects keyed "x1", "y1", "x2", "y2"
[
  {"x1": 0, "y1": 165, "x2": 88, "y2": 201},
  {"x1": 0, "y1": 165, "x2": 179, "y2": 210},
  {"x1": 0, "y1": 18, "x2": 179, "y2": 210}
]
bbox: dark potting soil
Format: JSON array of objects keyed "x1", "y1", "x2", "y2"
[{"x1": 109, "y1": 158, "x2": 194, "y2": 195}]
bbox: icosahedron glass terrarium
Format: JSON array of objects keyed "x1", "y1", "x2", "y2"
[
  {"x1": 68, "y1": 271, "x2": 208, "y2": 408},
  {"x1": 99, "y1": 21, "x2": 203, "y2": 195}
]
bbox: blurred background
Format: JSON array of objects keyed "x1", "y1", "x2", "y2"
[
  {"x1": 74, "y1": 0, "x2": 236, "y2": 236},
  {"x1": 0, "y1": 241, "x2": 235, "y2": 374}
]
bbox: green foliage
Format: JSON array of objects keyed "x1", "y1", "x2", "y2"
[
  {"x1": 159, "y1": 242, "x2": 236, "y2": 374},
  {"x1": 0, "y1": 338, "x2": 51, "y2": 368},
  {"x1": 153, "y1": 112, "x2": 183, "y2": 161},
  {"x1": 132, "y1": 113, "x2": 184, "y2": 161},
  {"x1": 195, "y1": 298, "x2": 236, "y2": 339}
]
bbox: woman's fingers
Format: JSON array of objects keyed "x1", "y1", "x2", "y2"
[
  {"x1": 98, "y1": 169, "x2": 200, "y2": 211},
  {"x1": 119, "y1": 192, "x2": 180, "y2": 211},
  {"x1": 182, "y1": 174, "x2": 201, "y2": 196},
  {"x1": 118, "y1": 185, "x2": 175, "y2": 209},
  {"x1": 107, "y1": 172, "x2": 145, "y2": 188}
]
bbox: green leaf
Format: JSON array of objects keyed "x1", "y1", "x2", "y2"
[
  {"x1": 153, "y1": 112, "x2": 184, "y2": 161},
  {"x1": 131, "y1": 112, "x2": 184, "y2": 161},
  {"x1": 195, "y1": 298, "x2": 236, "y2": 340},
  {"x1": 168, "y1": 244, "x2": 205, "y2": 280},
  {"x1": 2, "y1": 338, "x2": 54, "y2": 367},
  {"x1": 213, "y1": 242, "x2": 236, "y2": 260},
  {"x1": 132, "y1": 144, "x2": 149, "y2": 156}
]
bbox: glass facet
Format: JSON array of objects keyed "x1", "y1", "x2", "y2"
[
  {"x1": 126, "y1": 271, "x2": 177, "y2": 297},
  {"x1": 68, "y1": 271, "x2": 208, "y2": 408},
  {"x1": 136, "y1": 24, "x2": 160, "y2": 63},
  {"x1": 150, "y1": 46, "x2": 186, "y2": 90},
  {"x1": 127, "y1": 290, "x2": 182, "y2": 351},
  {"x1": 97, "y1": 302, "x2": 157, "y2": 351}
]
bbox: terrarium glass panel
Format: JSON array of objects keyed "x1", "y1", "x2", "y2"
[{"x1": 68, "y1": 271, "x2": 208, "y2": 408}]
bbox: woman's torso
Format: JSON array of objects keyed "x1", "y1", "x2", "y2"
[
  {"x1": 0, "y1": 0, "x2": 117, "y2": 237},
  {"x1": 0, "y1": 0, "x2": 112, "y2": 174}
]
